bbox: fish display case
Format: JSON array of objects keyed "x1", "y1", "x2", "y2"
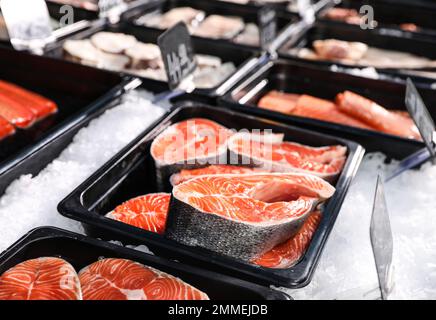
[
  {"x1": 277, "y1": 21, "x2": 436, "y2": 82},
  {"x1": 124, "y1": 0, "x2": 299, "y2": 51},
  {"x1": 220, "y1": 59, "x2": 427, "y2": 160},
  {"x1": 0, "y1": 46, "x2": 167, "y2": 197},
  {"x1": 317, "y1": 0, "x2": 436, "y2": 40},
  {"x1": 44, "y1": 20, "x2": 260, "y2": 101},
  {"x1": 0, "y1": 227, "x2": 289, "y2": 300},
  {"x1": 58, "y1": 103, "x2": 365, "y2": 288}
]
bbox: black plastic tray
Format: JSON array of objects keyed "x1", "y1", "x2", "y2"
[
  {"x1": 318, "y1": 0, "x2": 436, "y2": 40},
  {"x1": 278, "y1": 21, "x2": 436, "y2": 82},
  {"x1": 0, "y1": 46, "x2": 140, "y2": 196},
  {"x1": 220, "y1": 59, "x2": 427, "y2": 160},
  {"x1": 125, "y1": 0, "x2": 298, "y2": 51},
  {"x1": 58, "y1": 102, "x2": 365, "y2": 288},
  {"x1": 45, "y1": 20, "x2": 259, "y2": 100},
  {"x1": 0, "y1": 227, "x2": 289, "y2": 300}
]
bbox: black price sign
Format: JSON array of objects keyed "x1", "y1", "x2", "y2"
[
  {"x1": 370, "y1": 175, "x2": 394, "y2": 300},
  {"x1": 158, "y1": 22, "x2": 197, "y2": 90},
  {"x1": 258, "y1": 5, "x2": 277, "y2": 50},
  {"x1": 405, "y1": 78, "x2": 436, "y2": 159}
]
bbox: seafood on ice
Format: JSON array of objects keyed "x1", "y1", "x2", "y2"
[
  {"x1": 138, "y1": 7, "x2": 262, "y2": 46},
  {"x1": 0, "y1": 257, "x2": 208, "y2": 300},
  {"x1": 0, "y1": 257, "x2": 81, "y2": 300},
  {"x1": 290, "y1": 39, "x2": 436, "y2": 69},
  {"x1": 63, "y1": 32, "x2": 236, "y2": 89},
  {"x1": 0, "y1": 80, "x2": 58, "y2": 140},
  {"x1": 166, "y1": 173, "x2": 335, "y2": 261},
  {"x1": 258, "y1": 90, "x2": 421, "y2": 140},
  {"x1": 115, "y1": 118, "x2": 346, "y2": 264}
]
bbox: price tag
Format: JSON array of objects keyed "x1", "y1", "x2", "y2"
[
  {"x1": 405, "y1": 78, "x2": 436, "y2": 159},
  {"x1": 297, "y1": 0, "x2": 315, "y2": 23},
  {"x1": 258, "y1": 5, "x2": 277, "y2": 50},
  {"x1": 370, "y1": 175, "x2": 394, "y2": 300},
  {"x1": 158, "y1": 22, "x2": 197, "y2": 91},
  {"x1": 1, "y1": 0, "x2": 53, "y2": 51}
]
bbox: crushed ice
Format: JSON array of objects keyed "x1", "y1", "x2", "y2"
[
  {"x1": 285, "y1": 153, "x2": 436, "y2": 300},
  {"x1": 0, "y1": 90, "x2": 165, "y2": 252}
]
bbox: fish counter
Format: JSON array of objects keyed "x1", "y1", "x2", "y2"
[{"x1": 0, "y1": 0, "x2": 435, "y2": 303}]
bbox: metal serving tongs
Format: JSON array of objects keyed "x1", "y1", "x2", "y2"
[{"x1": 387, "y1": 78, "x2": 436, "y2": 182}]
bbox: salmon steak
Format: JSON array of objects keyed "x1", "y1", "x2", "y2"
[
  {"x1": 253, "y1": 211, "x2": 322, "y2": 269},
  {"x1": 166, "y1": 173, "x2": 335, "y2": 261},
  {"x1": 151, "y1": 118, "x2": 233, "y2": 188},
  {"x1": 79, "y1": 258, "x2": 209, "y2": 300},
  {"x1": 0, "y1": 257, "x2": 81, "y2": 300},
  {"x1": 228, "y1": 132, "x2": 347, "y2": 181},
  {"x1": 0, "y1": 115, "x2": 15, "y2": 140},
  {"x1": 106, "y1": 193, "x2": 170, "y2": 234},
  {"x1": 170, "y1": 164, "x2": 267, "y2": 186},
  {"x1": 0, "y1": 80, "x2": 58, "y2": 121}
]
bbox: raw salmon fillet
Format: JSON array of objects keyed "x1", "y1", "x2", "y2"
[
  {"x1": 228, "y1": 132, "x2": 347, "y2": 181},
  {"x1": 0, "y1": 80, "x2": 57, "y2": 121},
  {"x1": 151, "y1": 118, "x2": 233, "y2": 188},
  {"x1": 0, "y1": 115, "x2": 15, "y2": 140},
  {"x1": 106, "y1": 193, "x2": 170, "y2": 234},
  {"x1": 0, "y1": 257, "x2": 81, "y2": 300},
  {"x1": 0, "y1": 93, "x2": 35, "y2": 128},
  {"x1": 79, "y1": 258, "x2": 209, "y2": 300},
  {"x1": 167, "y1": 172, "x2": 335, "y2": 261},
  {"x1": 170, "y1": 165, "x2": 266, "y2": 186},
  {"x1": 294, "y1": 94, "x2": 374, "y2": 130},
  {"x1": 258, "y1": 90, "x2": 300, "y2": 114},
  {"x1": 336, "y1": 91, "x2": 421, "y2": 139},
  {"x1": 253, "y1": 211, "x2": 322, "y2": 268}
]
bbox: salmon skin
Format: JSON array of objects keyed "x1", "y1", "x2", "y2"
[
  {"x1": 0, "y1": 115, "x2": 15, "y2": 140},
  {"x1": 150, "y1": 118, "x2": 233, "y2": 190},
  {"x1": 228, "y1": 132, "x2": 347, "y2": 182},
  {"x1": 170, "y1": 165, "x2": 267, "y2": 186},
  {"x1": 0, "y1": 257, "x2": 82, "y2": 300},
  {"x1": 0, "y1": 80, "x2": 58, "y2": 121},
  {"x1": 106, "y1": 193, "x2": 170, "y2": 234},
  {"x1": 166, "y1": 173, "x2": 335, "y2": 261},
  {"x1": 79, "y1": 258, "x2": 209, "y2": 300},
  {"x1": 253, "y1": 211, "x2": 322, "y2": 269}
]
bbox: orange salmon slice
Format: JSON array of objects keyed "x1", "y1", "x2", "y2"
[
  {"x1": 253, "y1": 211, "x2": 322, "y2": 268},
  {"x1": 106, "y1": 193, "x2": 170, "y2": 234},
  {"x1": 151, "y1": 118, "x2": 233, "y2": 166},
  {"x1": 228, "y1": 132, "x2": 347, "y2": 181},
  {"x1": 79, "y1": 258, "x2": 209, "y2": 300},
  {"x1": 0, "y1": 80, "x2": 58, "y2": 121},
  {"x1": 0, "y1": 115, "x2": 15, "y2": 140},
  {"x1": 336, "y1": 91, "x2": 421, "y2": 139},
  {"x1": 170, "y1": 164, "x2": 268, "y2": 186},
  {"x1": 0, "y1": 257, "x2": 81, "y2": 300}
]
